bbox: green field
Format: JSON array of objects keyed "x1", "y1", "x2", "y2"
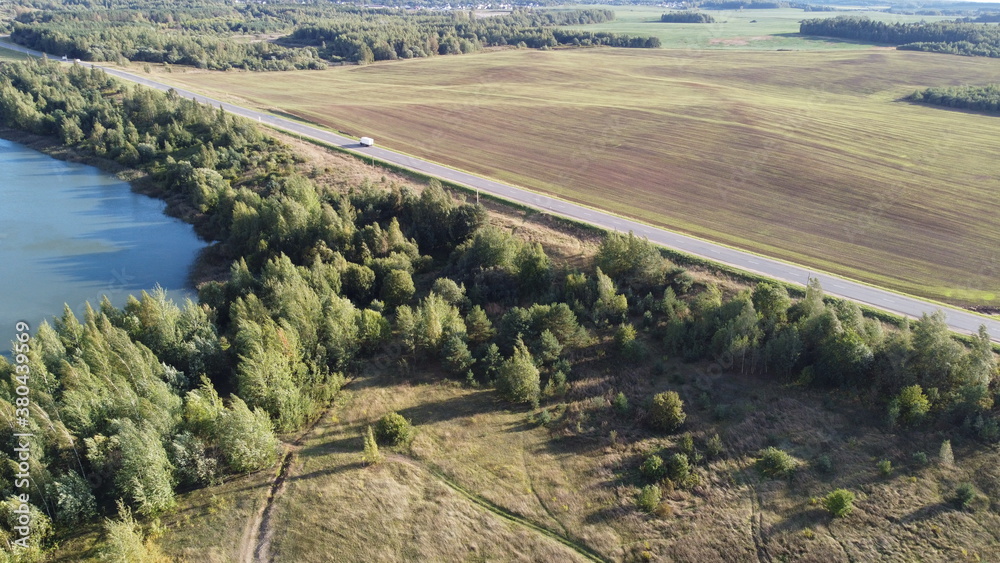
[
  {"x1": 151, "y1": 48, "x2": 1000, "y2": 306},
  {"x1": 558, "y1": 6, "x2": 957, "y2": 50}
]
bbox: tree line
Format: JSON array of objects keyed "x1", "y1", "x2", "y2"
[
  {"x1": 4, "y1": 1, "x2": 659, "y2": 70},
  {"x1": 660, "y1": 12, "x2": 716, "y2": 23},
  {"x1": 0, "y1": 57, "x2": 997, "y2": 558},
  {"x1": 800, "y1": 16, "x2": 1000, "y2": 57},
  {"x1": 286, "y1": 8, "x2": 658, "y2": 64},
  {"x1": 908, "y1": 83, "x2": 1000, "y2": 113}
]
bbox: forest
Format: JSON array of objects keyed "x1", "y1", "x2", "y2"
[
  {"x1": 908, "y1": 83, "x2": 1000, "y2": 112},
  {"x1": 5, "y1": 1, "x2": 659, "y2": 69},
  {"x1": 659, "y1": 12, "x2": 716, "y2": 23},
  {"x1": 800, "y1": 16, "x2": 1000, "y2": 57},
  {"x1": 285, "y1": 8, "x2": 659, "y2": 63},
  {"x1": 0, "y1": 57, "x2": 998, "y2": 559}
]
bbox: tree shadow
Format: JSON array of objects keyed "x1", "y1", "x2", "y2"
[
  {"x1": 287, "y1": 461, "x2": 366, "y2": 483},
  {"x1": 771, "y1": 32, "x2": 884, "y2": 46},
  {"x1": 395, "y1": 389, "x2": 496, "y2": 425},
  {"x1": 299, "y1": 433, "x2": 362, "y2": 458},
  {"x1": 899, "y1": 501, "x2": 951, "y2": 524}
]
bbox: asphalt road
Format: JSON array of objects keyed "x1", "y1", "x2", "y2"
[{"x1": 2, "y1": 39, "x2": 998, "y2": 341}]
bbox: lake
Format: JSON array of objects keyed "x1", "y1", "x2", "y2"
[{"x1": 0, "y1": 138, "x2": 207, "y2": 343}]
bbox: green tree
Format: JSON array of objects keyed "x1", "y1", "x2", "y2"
[
  {"x1": 939, "y1": 439, "x2": 954, "y2": 466},
  {"x1": 115, "y1": 420, "x2": 176, "y2": 516},
  {"x1": 649, "y1": 391, "x2": 686, "y2": 432},
  {"x1": 363, "y1": 425, "x2": 383, "y2": 465},
  {"x1": 215, "y1": 396, "x2": 279, "y2": 474},
  {"x1": 381, "y1": 269, "x2": 415, "y2": 309},
  {"x1": 896, "y1": 384, "x2": 931, "y2": 425},
  {"x1": 496, "y1": 339, "x2": 541, "y2": 407},
  {"x1": 466, "y1": 305, "x2": 495, "y2": 344},
  {"x1": 752, "y1": 282, "x2": 791, "y2": 326},
  {"x1": 100, "y1": 501, "x2": 169, "y2": 562},
  {"x1": 442, "y1": 334, "x2": 475, "y2": 376}
]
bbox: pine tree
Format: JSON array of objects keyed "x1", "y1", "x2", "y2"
[
  {"x1": 363, "y1": 425, "x2": 383, "y2": 465},
  {"x1": 939, "y1": 439, "x2": 954, "y2": 467}
]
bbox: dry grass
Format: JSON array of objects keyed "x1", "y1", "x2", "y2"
[
  {"x1": 151, "y1": 48, "x2": 1000, "y2": 307},
  {"x1": 153, "y1": 346, "x2": 1000, "y2": 563}
]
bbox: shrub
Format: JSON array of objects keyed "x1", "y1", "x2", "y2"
[
  {"x1": 649, "y1": 391, "x2": 686, "y2": 432},
  {"x1": 756, "y1": 447, "x2": 796, "y2": 478},
  {"x1": 375, "y1": 412, "x2": 413, "y2": 446},
  {"x1": 678, "y1": 433, "x2": 694, "y2": 456},
  {"x1": 666, "y1": 453, "x2": 691, "y2": 484},
  {"x1": 640, "y1": 454, "x2": 665, "y2": 481},
  {"x1": 823, "y1": 489, "x2": 855, "y2": 518},
  {"x1": 954, "y1": 483, "x2": 976, "y2": 509},
  {"x1": 912, "y1": 451, "x2": 929, "y2": 465},
  {"x1": 815, "y1": 454, "x2": 833, "y2": 475},
  {"x1": 705, "y1": 433, "x2": 724, "y2": 459},
  {"x1": 877, "y1": 459, "x2": 892, "y2": 476},
  {"x1": 613, "y1": 391, "x2": 629, "y2": 414},
  {"x1": 636, "y1": 484, "x2": 661, "y2": 513}
]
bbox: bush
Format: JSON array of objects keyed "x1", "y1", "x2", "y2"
[
  {"x1": 678, "y1": 433, "x2": 694, "y2": 456},
  {"x1": 636, "y1": 484, "x2": 661, "y2": 513},
  {"x1": 666, "y1": 453, "x2": 690, "y2": 484},
  {"x1": 613, "y1": 391, "x2": 629, "y2": 414},
  {"x1": 815, "y1": 454, "x2": 833, "y2": 475},
  {"x1": 649, "y1": 391, "x2": 686, "y2": 432},
  {"x1": 823, "y1": 489, "x2": 855, "y2": 518},
  {"x1": 912, "y1": 451, "x2": 929, "y2": 465},
  {"x1": 877, "y1": 459, "x2": 892, "y2": 476},
  {"x1": 705, "y1": 433, "x2": 724, "y2": 459},
  {"x1": 640, "y1": 454, "x2": 665, "y2": 481},
  {"x1": 954, "y1": 483, "x2": 976, "y2": 509},
  {"x1": 375, "y1": 412, "x2": 413, "y2": 446},
  {"x1": 756, "y1": 447, "x2": 796, "y2": 478}
]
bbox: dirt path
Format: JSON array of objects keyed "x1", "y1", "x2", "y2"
[
  {"x1": 238, "y1": 377, "x2": 355, "y2": 563},
  {"x1": 388, "y1": 453, "x2": 608, "y2": 563}
]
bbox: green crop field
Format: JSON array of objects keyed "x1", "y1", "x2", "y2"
[
  {"x1": 154, "y1": 48, "x2": 1000, "y2": 307},
  {"x1": 556, "y1": 6, "x2": 957, "y2": 50}
]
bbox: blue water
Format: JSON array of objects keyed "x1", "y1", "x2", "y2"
[{"x1": 0, "y1": 138, "x2": 207, "y2": 341}]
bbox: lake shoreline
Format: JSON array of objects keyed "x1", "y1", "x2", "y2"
[{"x1": 0, "y1": 127, "x2": 231, "y2": 290}]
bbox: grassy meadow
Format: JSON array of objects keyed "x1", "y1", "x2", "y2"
[
  {"x1": 148, "y1": 48, "x2": 1000, "y2": 306},
  {"x1": 557, "y1": 6, "x2": 958, "y2": 50},
  {"x1": 151, "y1": 339, "x2": 1000, "y2": 562}
]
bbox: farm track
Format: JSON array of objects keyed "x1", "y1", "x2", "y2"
[{"x1": 241, "y1": 375, "x2": 355, "y2": 562}]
